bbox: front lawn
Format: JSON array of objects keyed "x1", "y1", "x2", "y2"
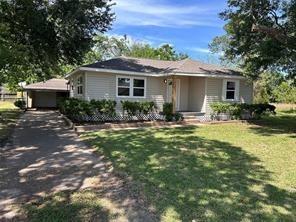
[
  {"x1": 0, "y1": 101, "x2": 21, "y2": 146},
  {"x1": 83, "y1": 111, "x2": 296, "y2": 221}
]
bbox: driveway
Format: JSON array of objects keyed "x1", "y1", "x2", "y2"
[{"x1": 0, "y1": 111, "x2": 155, "y2": 221}]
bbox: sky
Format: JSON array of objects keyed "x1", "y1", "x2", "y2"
[{"x1": 109, "y1": 0, "x2": 228, "y2": 63}]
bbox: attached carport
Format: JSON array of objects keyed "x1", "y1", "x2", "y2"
[{"x1": 23, "y1": 78, "x2": 69, "y2": 108}]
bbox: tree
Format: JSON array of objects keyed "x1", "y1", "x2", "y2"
[
  {"x1": 0, "y1": 0, "x2": 114, "y2": 89},
  {"x1": 254, "y1": 72, "x2": 284, "y2": 103},
  {"x1": 273, "y1": 82, "x2": 296, "y2": 103},
  {"x1": 82, "y1": 36, "x2": 189, "y2": 65},
  {"x1": 210, "y1": 0, "x2": 296, "y2": 81}
]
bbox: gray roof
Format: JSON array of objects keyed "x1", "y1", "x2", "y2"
[
  {"x1": 24, "y1": 78, "x2": 69, "y2": 91},
  {"x1": 83, "y1": 56, "x2": 241, "y2": 77}
]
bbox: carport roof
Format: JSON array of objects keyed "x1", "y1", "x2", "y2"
[{"x1": 23, "y1": 78, "x2": 69, "y2": 91}]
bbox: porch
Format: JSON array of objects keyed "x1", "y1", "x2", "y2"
[{"x1": 166, "y1": 76, "x2": 206, "y2": 113}]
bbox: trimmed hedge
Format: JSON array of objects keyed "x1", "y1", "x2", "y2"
[
  {"x1": 210, "y1": 102, "x2": 276, "y2": 120},
  {"x1": 59, "y1": 99, "x2": 158, "y2": 118},
  {"x1": 121, "y1": 101, "x2": 156, "y2": 115},
  {"x1": 59, "y1": 98, "x2": 117, "y2": 117}
]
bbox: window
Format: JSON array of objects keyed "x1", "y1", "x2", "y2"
[
  {"x1": 117, "y1": 76, "x2": 146, "y2": 98},
  {"x1": 223, "y1": 80, "x2": 239, "y2": 101},
  {"x1": 226, "y1": 81, "x2": 235, "y2": 100},
  {"x1": 118, "y1": 77, "x2": 130, "y2": 96},
  {"x1": 77, "y1": 76, "x2": 83, "y2": 95}
]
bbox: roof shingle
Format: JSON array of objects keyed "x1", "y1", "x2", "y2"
[
  {"x1": 23, "y1": 78, "x2": 68, "y2": 91},
  {"x1": 82, "y1": 56, "x2": 241, "y2": 77}
]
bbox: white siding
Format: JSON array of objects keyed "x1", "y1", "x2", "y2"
[
  {"x1": 240, "y1": 80, "x2": 253, "y2": 103},
  {"x1": 179, "y1": 76, "x2": 189, "y2": 111},
  {"x1": 205, "y1": 78, "x2": 223, "y2": 113},
  {"x1": 188, "y1": 77, "x2": 206, "y2": 112},
  {"x1": 205, "y1": 78, "x2": 253, "y2": 113},
  {"x1": 69, "y1": 71, "x2": 86, "y2": 99},
  {"x1": 84, "y1": 72, "x2": 166, "y2": 111}
]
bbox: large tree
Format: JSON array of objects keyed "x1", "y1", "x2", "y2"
[
  {"x1": 210, "y1": 0, "x2": 296, "y2": 81},
  {"x1": 82, "y1": 35, "x2": 189, "y2": 65},
  {"x1": 0, "y1": 0, "x2": 114, "y2": 89}
]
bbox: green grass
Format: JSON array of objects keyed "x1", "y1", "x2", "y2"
[
  {"x1": 81, "y1": 111, "x2": 296, "y2": 222},
  {"x1": 0, "y1": 101, "x2": 20, "y2": 146}
]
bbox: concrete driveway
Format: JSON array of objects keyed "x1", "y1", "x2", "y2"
[{"x1": 0, "y1": 110, "x2": 155, "y2": 221}]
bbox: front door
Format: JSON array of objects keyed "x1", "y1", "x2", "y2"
[{"x1": 166, "y1": 79, "x2": 180, "y2": 111}]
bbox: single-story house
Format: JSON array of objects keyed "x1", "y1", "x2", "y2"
[
  {"x1": 24, "y1": 78, "x2": 69, "y2": 108},
  {"x1": 67, "y1": 56, "x2": 253, "y2": 114}
]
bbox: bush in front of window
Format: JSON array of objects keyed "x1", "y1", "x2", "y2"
[
  {"x1": 210, "y1": 102, "x2": 276, "y2": 120},
  {"x1": 121, "y1": 101, "x2": 156, "y2": 116},
  {"x1": 139, "y1": 101, "x2": 156, "y2": 114},
  {"x1": 90, "y1": 99, "x2": 117, "y2": 115}
]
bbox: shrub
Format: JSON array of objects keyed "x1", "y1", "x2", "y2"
[
  {"x1": 174, "y1": 112, "x2": 184, "y2": 121},
  {"x1": 162, "y1": 103, "x2": 183, "y2": 122},
  {"x1": 210, "y1": 102, "x2": 276, "y2": 120},
  {"x1": 121, "y1": 101, "x2": 155, "y2": 115},
  {"x1": 210, "y1": 102, "x2": 233, "y2": 115},
  {"x1": 14, "y1": 100, "x2": 26, "y2": 109},
  {"x1": 90, "y1": 99, "x2": 116, "y2": 115},
  {"x1": 139, "y1": 101, "x2": 155, "y2": 114},
  {"x1": 59, "y1": 98, "x2": 116, "y2": 117},
  {"x1": 121, "y1": 101, "x2": 140, "y2": 115},
  {"x1": 163, "y1": 102, "x2": 174, "y2": 121}
]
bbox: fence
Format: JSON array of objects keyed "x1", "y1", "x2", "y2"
[
  {"x1": 0, "y1": 94, "x2": 18, "y2": 102},
  {"x1": 68, "y1": 112, "x2": 165, "y2": 123}
]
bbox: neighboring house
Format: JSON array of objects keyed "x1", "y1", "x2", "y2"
[
  {"x1": 67, "y1": 56, "x2": 253, "y2": 114},
  {"x1": 24, "y1": 78, "x2": 69, "y2": 108}
]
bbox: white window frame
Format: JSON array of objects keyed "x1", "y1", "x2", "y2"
[
  {"x1": 116, "y1": 76, "x2": 146, "y2": 98},
  {"x1": 77, "y1": 75, "x2": 83, "y2": 95},
  {"x1": 222, "y1": 79, "x2": 240, "y2": 102}
]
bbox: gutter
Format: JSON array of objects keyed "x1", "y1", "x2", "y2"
[{"x1": 66, "y1": 67, "x2": 246, "y2": 80}]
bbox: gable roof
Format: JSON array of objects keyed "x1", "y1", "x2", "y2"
[
  {"x1": 23, "y1": 78, "x2": 69, "y2": 91},
  {"x1": 80, "y1": 56, "x2": 242, "y2": 77}
]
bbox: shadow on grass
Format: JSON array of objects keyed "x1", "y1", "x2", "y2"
[
  {"x1": 0, "y1": 109, "x2": 20, "y2": 146},
  {"x1": 25, "y1": 191, "x2": 112, "y2": 222},
  {"x1": 248, "y1": 113, "x2": 296, "y2": 137},
  {"x1": 84, "y1": 126, "x2": 296, "y2": 221}
]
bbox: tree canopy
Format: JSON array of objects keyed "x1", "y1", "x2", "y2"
[
  {"x1": 0, "y1": 0, "x2": 114, "y2": 89},
  {"x1": 82, "y1": 35, "x2": 189, "y2": 65},
  {"x1": 210, "y1": 0, "x2": 296, "y2": 81}
]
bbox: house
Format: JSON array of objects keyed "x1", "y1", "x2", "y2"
[
  {"x1": 67, "y1": 56, "x2": 253, "y2": 114},
  {"x1": 24, "y1": 78, "x2": 69, "y2": 108}
]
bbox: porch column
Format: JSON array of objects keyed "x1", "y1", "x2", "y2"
[{"x1": 172, "y1": 76, "x2": 176, "y2": 113}]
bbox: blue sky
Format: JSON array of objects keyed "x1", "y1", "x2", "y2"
[{"x1": 109, "y1": 0, "x2": 227, "y2": 63}]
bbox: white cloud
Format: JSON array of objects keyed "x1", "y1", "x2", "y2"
[
  {"x1": 190, "y1": 47, "x2": 225, "y2": 56},
  {"x1": 191, "y1": 47, "x2": 211, "y2": 53},
  {"x1": 113, "y1": 0, "x2": 223, "y2": 28}
]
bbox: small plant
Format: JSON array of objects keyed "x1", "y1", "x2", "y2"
[
  {"x1": 139, "y1": 101, "x2": 155, "y2": 114},
  {"x1": 121, "y1": 101, "x2": 140, "y2": 115},
  {"x1": 163, "y1": 102, "x2": 174, "y2": 121},
  {"x1": 174, "y1": 112, "x2": 184, "y2": 121},
  {"x1": 14, "y1": 100, "x2": 26, "y2": 110}
]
